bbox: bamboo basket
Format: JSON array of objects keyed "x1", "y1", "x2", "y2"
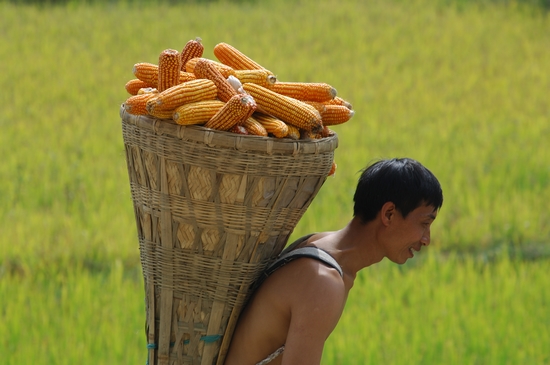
[{"x1": 120, "y1": 106, "x2": 338, "y2": 365}]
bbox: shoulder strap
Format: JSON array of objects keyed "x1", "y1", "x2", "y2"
[
  {"x1": 267, "y1": 246, "x2": 343, "y2": 278},
  {"x1": 251, "y1": 244, "x2": 344, "y2": 292}
]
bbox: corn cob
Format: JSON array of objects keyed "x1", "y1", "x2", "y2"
[
  {"x1": 132, "y1": 63, "x2": 158, "y2": 87},
  {"x1": 180, "y1": 37, "x2": 204, "y2": 70},
  {"x1": 173, "y1": 100, "x2": 225, "y2": 125},
  {"x1": 233, "y1": 69, "x2": 277, "y2": 88},
  {"x1": 321, "y1": 105, "x2": 355, "y2": 126},
  {"x1": 145, "y1": 79, "x2": 217, "y2": 114},
  {"x1": 302, "y1": 101, "x2": 327, "y2": 114},
  {"x1": 133, "y1": 63, "x2": 196, "y2": 86},
  {"x1": 242, "y1": 83, "x2": 323, "y2": 132},
  {"x1": 205, "y1": 94, "x2": 256, "y2": 131},
  {"x1": 325, "y1": 96, "x2": 353, "y2": 110},
  {"x1": 285, "y1": 124, "x2": 301, "y2": 140},
  {"x1": 241, "y1": 88, "x2": 258, "y2": 122},
  {"x1": 267, "y1": 82, "x2": 337, "y2": 102},
  {"x1": 158, "y1": 49, "x2": 182, "y2": 92},
  {"x1": 148, "y1": 107, "x2": 176, "y2": 120},
  {"x1": 253, "y1": 113, "x2": 289, "y2": 138},
  {"x1": 242, "y1": 117, "x2": 268, "y2": 137},
  {"x1": 328, "y1": 161, "x2": 337, "y2": 176},
  {"x1": 229, "y1": 77, "x2": 265, "y2": 117},
  {"x1": 185, "y1": 57, "x2": 236, "y2": 78},
  {"x1": 193, "y1": 58, "x2": 238, "y2": 103},
  {"x1": 123, "y1": 93, "x2": 157, "y2": 115},
  {"x1": 125, "y1": 79, "x2": 150, "y2": 95},
  {"x1": 214, "y1": 42, "x2": 273, "y2": 74}
]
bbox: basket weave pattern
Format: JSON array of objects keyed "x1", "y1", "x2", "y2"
[{"x1": 120, "y1": 106, "x2": 338, "y2": 365}]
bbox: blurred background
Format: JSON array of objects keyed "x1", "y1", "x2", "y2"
[{"x1": 1, "y1": 0, "x2": 548, "y2": 363}]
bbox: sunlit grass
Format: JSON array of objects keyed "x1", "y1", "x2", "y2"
[
  {"x1": 1, "y1": 0, "x2": 549, "y2": 269},
  {"x1": 324, "y1": 252, "x2": 550, "y2": 364},
  {"x1": 2, "y1": 253, "x2": 548, "y2": 364},
  {"x1": 1, "y1": 262, "x2": 144, "y2": 365}
]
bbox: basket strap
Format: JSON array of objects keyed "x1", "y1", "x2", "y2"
[
  {"x1": 252, "y1": 236, "x2": 343, "y2": 291},
  {"x1": 265, "y1": 246, "x2": 344, "y2": 278}
]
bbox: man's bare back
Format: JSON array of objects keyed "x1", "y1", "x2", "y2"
[{"x1": 224, "y1": 233, "x2": 349, "y2": 365}]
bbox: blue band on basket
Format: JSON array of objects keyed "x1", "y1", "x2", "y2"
[
  {"x1": 183, "y1": 334, "x2": 222, "y2": 344},
  {"x1": 201, "y1": 335, "x2": 222, "y2": 343},
  {"x1": 148, "y1": 335, "x2": 221, "y2": 349}
]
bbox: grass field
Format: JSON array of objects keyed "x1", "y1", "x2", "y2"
[{"x1": 1, "y1": 0, "x2": 549, "y2": 363}]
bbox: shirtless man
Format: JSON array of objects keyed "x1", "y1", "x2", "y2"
[{"x1": 224, "y1": 158, "x2": 444, "y2": 365}]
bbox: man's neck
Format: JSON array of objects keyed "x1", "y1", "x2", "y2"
[{"x1": 312, "y1": 218, "x2": 386, "y2": 289}]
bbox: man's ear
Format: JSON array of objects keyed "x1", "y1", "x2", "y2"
[{"x1": 380, "y1": 202, "x2": 396, "y2": 226}]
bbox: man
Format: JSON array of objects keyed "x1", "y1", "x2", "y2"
[{"x1": 224, "y1": 158, "x2": 444, "y2": 365}]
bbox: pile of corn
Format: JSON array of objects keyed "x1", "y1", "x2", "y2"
[{"x1": 123, "y1": 38, "x2": 353, "y2": 143}]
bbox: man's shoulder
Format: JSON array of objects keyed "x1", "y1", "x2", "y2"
[
  {"x1": 276, "y1": 255, "x2": 347, "y2": 331},
  {"x1": 268, "y1": 252, "x2": 346, "y2": 300},
  {"x1": 252, "y1": 249, "x2": 348, "y2": 338}
]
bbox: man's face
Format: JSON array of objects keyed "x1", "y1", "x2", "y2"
[{"x1": 385, "y1": 204, "x2": 438, "y2": 264}]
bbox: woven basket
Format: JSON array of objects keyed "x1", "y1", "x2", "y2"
[{"x1": 120, "y1": 106, "x2": 338, "y2": 365}]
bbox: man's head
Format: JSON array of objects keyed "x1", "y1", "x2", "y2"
[{"x1": 353, "y1": 158, "x2": 443, "y2": 223}]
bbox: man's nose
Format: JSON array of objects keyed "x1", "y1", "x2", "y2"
[{"x1": 421, "y1": 231, "x2": 431, "y2": 246}]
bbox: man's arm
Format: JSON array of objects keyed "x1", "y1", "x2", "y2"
[{"x1": 276, "y1": 258, "x2": 347, "y2": 365}]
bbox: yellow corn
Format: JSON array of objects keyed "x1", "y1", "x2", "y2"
[
  {"x1": 252, "y1": 113, "x2": 288, "y2": 138},
  {"x1": 132, "y1": 63, "x2": 158, "y2": 87},
  {"x1": 324, "y1": 96, "x2": 353, "y2": 110},
  {"x1": 123, "y1": 93, "x2": 157, "y2": 115},
  {"x1": 145, "y1": 79, "x2": 217, "y2": 114},
  {"x1": 205, "y1": 94, "x2": 257, "y2": 131},
  {"x1": 158, "y1": 49, "x2": 182, "y2": 92},
  {"x1": 302, "y1": 101, "x2": 327, "y2": 114},
  {"x1": 242, "y1": 117, "x2": 268, "y2": 137},
  {"x1": 214, "y1": 43, "x2": 273, "y2": 74},
  {"x1": 173, "y1": 100, "x2": 225, "y2": 125},
  {"x1": 185, "y1": 57, "x2": 236, "y2": 78},
  {"x1": 148, "y1": 107, "x2": 175, "y2": 120},
  {"x1": 233, "y1": 69, "x2": 277, "y2": 88},
  {"x1": 133, "y1": 62, "x2": 196, "y2": 86},
  {"x1": 328, "y1": 161, "x2": 337, "y2": 177},
  {"x1": 242, "y1": 83, "x2": 323, "y2": 132},
  {"x1": 267, "y1": 82, "x2": 337, "y2": 102},
  {"x1": 193, "y1": 58, "x2": 238, "y2": 103},
  {"x1": 180, "y1": 37, "x2": 204, "y2": 70},
  {"x1": 321, "y1": 105, "x2": 355, "y2": 126},
  {"x1": 125, "y1": 79, "x2": 150, "y2": 95},
  {"x1": 285, "y1": 124, "x2": 301, "y2": 140}
]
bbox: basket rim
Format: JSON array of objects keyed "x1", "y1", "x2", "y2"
[{"x1": 120, "y1": 105, "x2": 338, "y2": 155}]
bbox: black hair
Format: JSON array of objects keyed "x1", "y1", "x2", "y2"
[{"x1": 353, "y1": 158, "x2": 443, "y2": 222}]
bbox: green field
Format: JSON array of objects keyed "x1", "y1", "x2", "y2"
[{"x1": 1, "y1": 0, "x2": 549, "y2": 363}]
